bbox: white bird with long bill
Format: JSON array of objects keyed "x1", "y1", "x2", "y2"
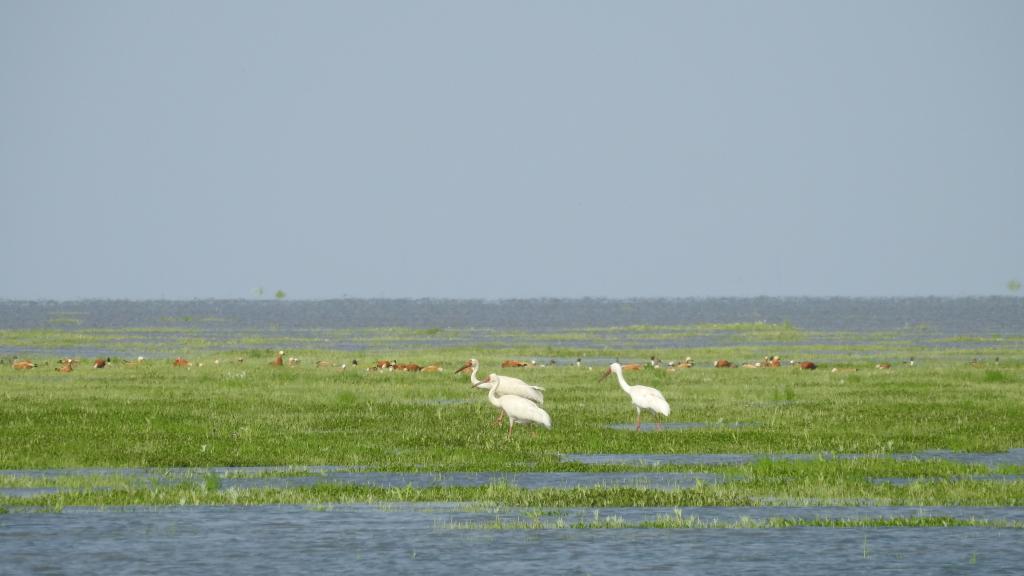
[
  {"x1": 600, "y1": 362, "x2": 670, "y2": 431},
  {"x1": 474, "y1": 374, "x2": 551, "y2": 438},
  {"x1": 457, "y1": 358, "x2": 544, "y2": 424}
]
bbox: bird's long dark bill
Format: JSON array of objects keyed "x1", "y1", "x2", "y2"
[
  {"x1": 598, "y1": 369, "x2": 611, "y2": 381},
  {"x1": 472, "y1": 376, "x2": 492, "y2": 388},
  {"x1": 455, "y1": 363, "x2": 472, "y2": 374}
]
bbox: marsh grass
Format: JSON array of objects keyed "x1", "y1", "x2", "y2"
[
  {"x1": 444, "y1": 508, "x2": 1024, "y2": 530},
  {"x1": 4, "y1": 469, "x2": 1024, "y2": 509},
  {"x1": 983, "y1": 370, "x2": 1011, "y2": 383},
  {"x1": 2, "y1": 327, "x2": 1024, "y2": 512}
]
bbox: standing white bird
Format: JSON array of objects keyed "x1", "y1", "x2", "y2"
[
  {"x1": 600, "y1": 362, "x2": 671, "y2": 431},
  {"x1": 457, "y1": 358, "x2": 545, "y2": 424},
  {"x1": 474, "y1": 374, "x2": 551, "y2": 438}
]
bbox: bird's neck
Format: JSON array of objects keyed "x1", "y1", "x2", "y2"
[
  {"x1": 614, "y1": 370, "x2": 632, "y2": 393},
  {"x1": 469, "y1": 365, "x2": 480, "y2": 385},
  {"x1": 487, "y1": 379, "x2": 500, "y2": 402}
]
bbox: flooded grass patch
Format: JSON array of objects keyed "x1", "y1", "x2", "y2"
[
  {"x1": 4, "y1": 470, "x2": 1024, "y2": 509},
  {"x1": 1, "y1": 468, "x2": 725, "y2": 494},
  {"x1": 561, "y1": 449, "x2": 1024, "y2": 468},
  {"x1": 3, "y1": 325, "x2": 1024, "y2": 516},
  {"x1": 2, "y1": 307, "x2": 1024, "y2": 572},
  {"x1": 446, "y1": 513, "x2": 1024, "y2": 530}
]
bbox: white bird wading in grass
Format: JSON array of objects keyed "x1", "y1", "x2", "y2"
[
  {"x1": 457, "y1": 358, "x2": 545, "y2": 425},
  {"x1": 600, "y1": 362, "x2": 671, "y2": 431},
  {"x1": 474, "y1": 374, "x2": 551, "y2": 438}
]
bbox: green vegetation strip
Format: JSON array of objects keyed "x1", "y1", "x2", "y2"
[
  {"x1": 2, "y1": 326, "x2": 1022, "y2": 515},
  {"x1": 446, "y1": 514, "x2": 1024, "y2": 530},
  {"x1": 4, "y1": 474, "x2": 1024, "y2": 509}
]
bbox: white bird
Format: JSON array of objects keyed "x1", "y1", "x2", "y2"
[
  {"x1": 474, "y1": 375, "x2": 551, "y2": 438},
  {"x1": 456, "y1": 358, "x2": 545, "y2": 424},
  {"x1": 600, "y1": 362, "x2": 671, "y2": 431}
]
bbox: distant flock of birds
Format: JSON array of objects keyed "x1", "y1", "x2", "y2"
[
  {"x1": 6, "y1": 352, "x2": 999, "y2": 439},
  {"x1": 3, "y1": 351, "x2": 930, "y2": 374}
]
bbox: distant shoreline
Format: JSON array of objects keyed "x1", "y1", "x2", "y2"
[
  {"x1": 2, "y1": 296, "x2": 1021, "y2": 334},
  {"x1": 2, "y1": 295, "x2": 1020, "y2": 304}
]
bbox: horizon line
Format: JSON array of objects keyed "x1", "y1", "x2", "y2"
[{"x1": 2, "y1": 294, "x2": 1021, "y2": 303}]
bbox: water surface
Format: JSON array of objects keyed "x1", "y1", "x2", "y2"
[
  {"x1": 1, "y1": 504, "x2": 1021, "y2": 575},
  {"x1": 5, "y1": 297, "x2": 1023, "y2": 333}
]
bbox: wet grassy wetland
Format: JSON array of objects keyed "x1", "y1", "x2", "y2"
[{"x1": 2, "y1": 299, "x2": 1023, "y2": 573}]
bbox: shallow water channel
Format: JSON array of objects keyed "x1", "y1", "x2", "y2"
[
  {"x1": 2, "y1": 464, "x2": 1024, "y2": 574},
  {"x1": 2, "y1": 503, "x2": 1023, "y2": 575},
  {"x1": 5, "y1": 448, "x2": 1023, "y2": 497}
]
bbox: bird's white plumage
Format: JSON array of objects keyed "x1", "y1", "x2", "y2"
[
  {"x1": 628, "y1": 385, "x2": 670, "y2": 416},
  {"x1": 460, "y1": 359, "x2": 544, "y2": 404},
  {"x1": 476, "y1": 375, "x2": 551, "y2": 436},
  {"x1": 605, "y1": 362, "x2": 670, "y2": 430}
]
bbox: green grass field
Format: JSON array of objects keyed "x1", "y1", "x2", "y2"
[{"x1": 2, "y1": 325, "x2": 1022, "y2": 514}]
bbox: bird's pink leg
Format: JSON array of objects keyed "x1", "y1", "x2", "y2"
[
  {"x1": 636, "y1": 411, "x2": 642, "y2": 432},
  {"x1": 507, "y1": 419, "x2": 514, "y2": 439},
  {"x1": 656, "y1": 418, "x2": 663, "y2": 431},
  {"x1": 494, "y1": 409, "x2": 504, "y2": 426}
]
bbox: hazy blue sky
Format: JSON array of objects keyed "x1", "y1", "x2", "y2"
[{"x1": 2, "y1": 1, "x2": 1021, "y2": 299}]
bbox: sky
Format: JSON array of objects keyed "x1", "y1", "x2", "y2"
[{"x1": 1, "y1": 1, "x2": 1021, "y2": 300}]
